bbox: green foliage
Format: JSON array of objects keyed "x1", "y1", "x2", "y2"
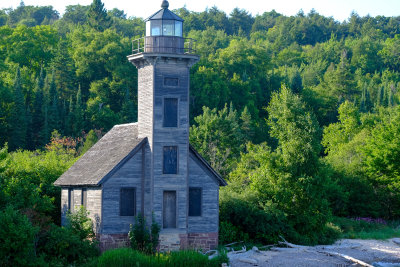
[
  {"x1": 333, "y1": 217, "x2": 400, "y2": 240},
  {"x1": 0, "y1": 205, "x2": 39, "y2": 267},
  {"x1": 190, "y1": 104, "x2": 250, "y2": 176},
  {"x1": 39, "y1": 208, "x2": 99, "y2": 266},
  {"x1": 219, "y1": 189, "x2": 287, "y2": 244},
  {"x1": 87, "y1": 0, "x2": 111, "y2": 32},
  {"x1": 96, "y1": 248, "x2": 227, "y2": 267},
  {"x1": 81, "y1": 129, "x2": 99, "y2": 154},
  {"x1": 129, "y1": 214, "x2": 160, "y2": 254}
]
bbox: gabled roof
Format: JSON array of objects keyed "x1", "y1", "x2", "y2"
[
  {"x1": 54, "y1": 122, "x2": 227, "y2": 187},
  {"x1": 54, "y1": 123, "x2": 145, "y2": 187},
  {"x1": 189, "y1": 145, "x2": 227, "y2": 186},
  {"x1": 145, "y1": 8, "x2": 184, "y2": 22}
]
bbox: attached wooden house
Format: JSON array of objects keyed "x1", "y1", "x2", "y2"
[{"x1": 54, "y1": 0, "x2": 226, "y2": 251}]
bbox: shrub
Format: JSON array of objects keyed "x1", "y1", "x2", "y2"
[
  {"x1": 0, "y1": 205, "x2": 39, "y2": 267},
  {"x1": 38, "y1": 207, "x2": 99, "y2": 265},
  {"x1": 219, "y1": 190, "x2": 288, "y2": 244},
  {"x1": 129, "y1": 213, "x2": 160, "y2": 254}
]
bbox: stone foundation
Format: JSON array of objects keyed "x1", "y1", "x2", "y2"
[
  {"x1": 98, "y1": 234, "x2": 130, "y2": 252},
  {"x1": 187, "y1": 232, "x2": 218, "y2": 251}
]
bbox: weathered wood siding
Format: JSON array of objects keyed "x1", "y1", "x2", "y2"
[
  {"x1": 61, "y1": 187, "x2": 102, "y2": 234},
  {"x1": 102, "y1": 150, "x2": 143, "y2": 234},
  {"x1": 61, "y1": 188, "x2": 69, "y2": 226},
  {"x1": 188, "y1": 154, "x2": 219, "y2": 233},
  {"x1": 152, "y1": 60, "x2": 190, "y2": 231}
]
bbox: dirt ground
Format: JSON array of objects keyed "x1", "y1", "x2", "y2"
[{"x1": 227, "y1": 238, "x2": 400, "y2": 267}]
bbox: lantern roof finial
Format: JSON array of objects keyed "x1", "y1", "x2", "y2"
[{"x1": 161, "y1": 0, "x2": 169, "y2": 9}]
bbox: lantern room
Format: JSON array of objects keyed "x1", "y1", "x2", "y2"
[{"x1": 145, "y1": 0, "x2": 183, "y2": 37}]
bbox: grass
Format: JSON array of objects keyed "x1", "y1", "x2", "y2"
[
  {"x1": 333, "y1": 216, "x2": 400, "y2": 240},
  {"x1": 83, "y1": 247, "x2": 228, "y2": 267}
]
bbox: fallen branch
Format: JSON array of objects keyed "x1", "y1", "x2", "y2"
[
  {"x1": 224, "y1": 241, "x2": 244, "y2": 247},
  {"x1": 230, "y1": 246, "x2": 246, "y2": 254},
  {"x1": 317, "y1": 251, "x2": 374, "y2": 267}
]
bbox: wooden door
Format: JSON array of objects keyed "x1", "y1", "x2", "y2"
[{"x1": 163, "y1": 191, "x2": 176, "y2": 228}]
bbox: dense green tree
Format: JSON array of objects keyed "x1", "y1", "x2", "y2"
[
  {"x1": 9, "y1": 68, "x2": 27, "y2": 150},
  {"x1": 190, "y1": 104, "x2": 245, "y2": 176},
  {"x1": 87, "y1": 0, "x2": 111, "y2": 32}
]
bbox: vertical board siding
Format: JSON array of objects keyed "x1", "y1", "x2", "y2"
[
  {"x1": 61, "y1": 188, "x2": 69, "y2": 226},
  {"x1": 102, "y1": 151, "x2": 143, "y2": 234},
  {"x1": 188, "y1": 155, "x2": 219, "y2": 233}
]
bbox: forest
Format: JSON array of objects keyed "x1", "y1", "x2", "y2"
[{"x1": 0, "y1": 0, "x2": 400, "y2": 265}]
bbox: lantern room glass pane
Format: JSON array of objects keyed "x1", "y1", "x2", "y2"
[
  {"x1": 175, "y1": 21, "x2": 182, "y2": 37},
  {"x1": 151, "y1": 20, "x2": 161, "y2": 36},
  {"x1": 162, "y1": 20, "x2": 174, "y2": 36},
  {"x1": 146, "y1": 21, "x2": 151, "y2": 36}
]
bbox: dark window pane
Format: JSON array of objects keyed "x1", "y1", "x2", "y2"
[
  {"x1": 164, "y1": 77, "x2": 179, "y2": 86},
  {"x1": 120, "y1": 188, "x2": 136, "y2": 216},
  {"x1": 68, "y1": 189, "x2": 74, "y2": 211},
  {"x1": 163, "y1": 98, "x2": 178, "y2": 127},
  {"x1": 189, "y1": 188, "x2": 202, "y2": 216},
  {"x1": 163, "y1": 146, "x2": 178, "y2": 174},
  {"x1": 82, "y1": 188, "x2": 87, "y2": 207}
]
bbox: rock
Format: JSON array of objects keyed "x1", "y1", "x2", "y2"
[{"x1": 392, "y1": 238, "x2": 400, "y2": 246}]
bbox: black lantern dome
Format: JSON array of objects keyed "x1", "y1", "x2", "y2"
[{"x1": 145, "y1": 0, "x2": 184, "y2": 37}]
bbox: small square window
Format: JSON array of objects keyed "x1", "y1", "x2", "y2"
[
  {"x1": 163, "y1": 98, "x2": 178, "y2": 127},
  {"x1": 163, "y1": 146, "x2": 178, "y2": 174},
  {"x1": 189, "y1": 188, "x2": 202, "y2": 216},
  {"x1": 120, "y1": 188, "x2": 136, "y2": 216}
]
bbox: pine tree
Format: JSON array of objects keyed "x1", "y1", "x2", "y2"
[
  {"x1": 32, "y1": 68, "x2": 45, "y2": 148},
  {"x1": 66, "y1": 96, "x2": 74, "y2": 136},
  {"x1": 121, "y1": 87, "x2": 136, "y2": 123},
  {"x1": 25, "y1": 105, "x2": 34, "y2": 150},
  {"x1": 74, "y1": 85, "x2": 84, "y2": 136},
  {"x1": 9, "y1": 67, "x2": 27, "y2": 150},
  {"x1": 388, "y1": 83, "x2": 395, "y2": 107},
  {"x1": 87, "y1": 0, "x2": 111, "y2": 31},
  {"x1": 48, "y1": 68, "x2": 60, "y2": 133},
  {"x1": 52, "y1": 39, "x2": 76, "y2": 99},
  {"x1": 240, "y1": 106, "x2": 254, "y2": 140},
  {"x1": 376, "y1": 86, "x2": 385, "y2": 108}
]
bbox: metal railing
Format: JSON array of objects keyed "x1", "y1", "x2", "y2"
[{"x1": 132, "y1": 36, "x2": 197, "y2": 55}]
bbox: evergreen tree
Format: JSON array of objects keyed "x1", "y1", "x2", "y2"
[
  {"x1": 87, "y1": 0, "x2": 111, "y2": 31},
  {"x1": 9, "y1": 67, "x2": 27, "y2": 150},
  {"x1": 376, "y1": 86, "x2": 385, "y2": 108},
  {"x1": 288, "y1": 68, "x2": 303, "y2": 94},
  {"x1": 121, "y1": 87, "x2": 136, "y2": 123},
  {"x1": 74, "y1": 86, "x2": 84, "y2": 136},
  {"x1": 387, "y1": 83, "x2": 395, "y2": 107},
  {"x1": 80, "y1": 129, "x2": 99, "y2": 155},
  {"x1": 25, "y1": 105, "x2": 34, "y2": 150},
  {"x1": 32, "y1": 68, "x2": 45, "y2": 148},
  {"x1": 360, "y1": 84, "x2": 372, "y2": 112},
  {"x1": 51, "y1": 39, "x2": 76, "y2": 99},
  {"x1": 48, "y1": 69, "x2": 60, "y2": 133},
  {"x1": 66, "y1": 96, "x2": 74, "y2": 136}
]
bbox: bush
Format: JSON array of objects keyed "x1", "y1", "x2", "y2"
[
  {"x1": 0, "y1": 205, "x2": 39, "y2": 267},
  {"x1": 38, "y1": 207, "x2": 99, "y2": 265},
  {"x1": 219, "y1": 190, "x2": 288, "y2": 244},
  {"x1": 129, "y1": 213, "x2": 160, "y2": 254},
  {"x1": 97, "y1": 248, "x2": 227, "y2": 267}
]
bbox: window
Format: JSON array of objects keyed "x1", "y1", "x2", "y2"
[
  {"x1": 164, "y1": 77, "x2": 179, "y2": 86},
  {"x1": 163, "y1": 146, "x2": 178, "y2": 174},
  {"x1": 151, "y1": 20, "x2": 161, "y2": 36},
  {"x1": 163, "y1": 98, "x2": 178, "y2": 127},
  {"x1": 68, "y1": 188, "x2": 74, "y2": 211},
  {"x1": 120, "y1": 188, "x2": 136, "y2": 216},
  {"x1": 81, "y1": 188, "x2": 87, "y2": 208},
  {"x1": 175, "y1": 21, "x2": 182, "y2": 37},
  {"x1": 189, "y1": 188, "x2": 202, "y2": 216},
  {"x1": 162, "y1": 20, "x2": 174, "y2": 36}
]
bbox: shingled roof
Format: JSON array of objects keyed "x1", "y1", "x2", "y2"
[{"x1": 54, "y1": 123, "x2": 145, "y2": 187}]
